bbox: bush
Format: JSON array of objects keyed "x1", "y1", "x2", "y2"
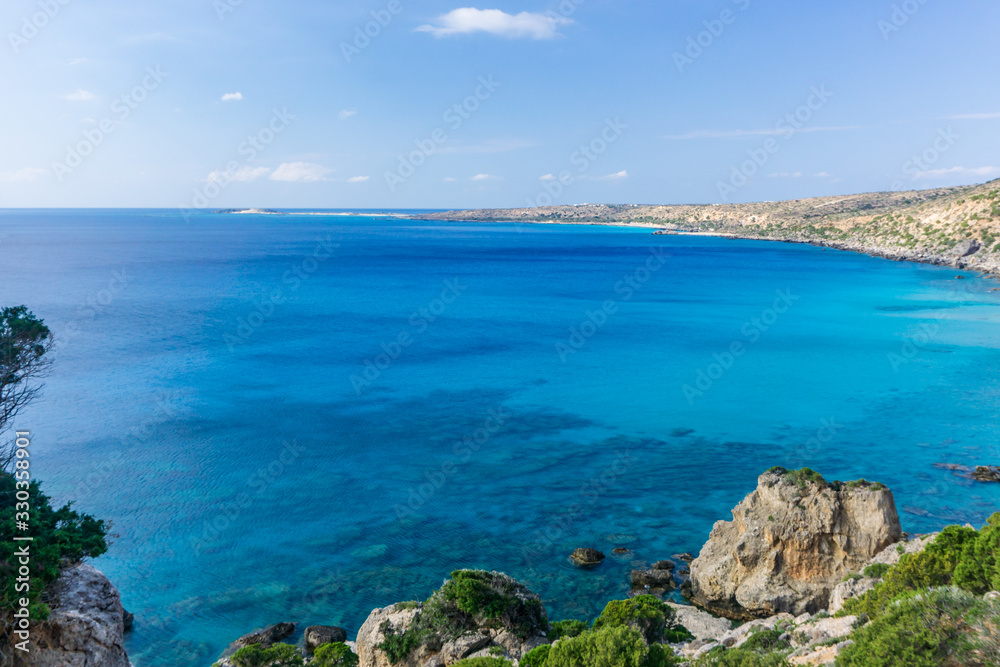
[
  {"x1": 691, "y1": 646, "x2": 789, "y2": 666},
  {"x1": 451, "y1": 659, "x2": 512, "y2": 667},
  {"x1": 953, "y1": 515, "x2": 1000, "y2": 594},
  {"x1": 839, "y1": 550, "x2": 953, "y2": 618},
  {"x1": 520, "y1": 644, "x2": 551, "y2": 667},
  {"x1": 739, "y1": 629, "x2": 789, "y2": 653},
  {"x1": 0, "y1": 475, "x2": 109, "y2": 619},
  {"x1": 228, "y1": 643, "x2": 303, "y2": 667},
  {"x1": 548, "y1": 619, "x2": 589, "y2": 641},
  {"x1": 312, "y1": 642, "x2": 359, "y2": 667},
  {"x1": 592, "y1": 595, "x2": 689, "y2": 645},
  {"x1": 546, "y1": 625, "x2": 677, "y2": 667},
  {"x1": 863, "y1": 564, "x2": 891, "y2": 579},
  {"x1": 837, "y1": 587, "x2": 996, "y2": 666}
]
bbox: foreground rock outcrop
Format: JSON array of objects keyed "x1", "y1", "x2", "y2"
[
  {"x1": 689, "y1": 468, "x2": 902, "y2": 619},
  {"x1": 20, "y1": 564, "x2": 130, "y2": 667},
  {"x1": 356, "y1": 571, "x2": 549, "y2": 667}
]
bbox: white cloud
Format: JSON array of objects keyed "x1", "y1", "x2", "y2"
[
  {"x1": 596, "y1": 170, "x2": 629, "y2": 181},
  {"x1": 913, "y1": 166, "x2": 1000, "y2": 180},
  {"x1": 221, "y1": 92, "x2": 243, "y2": 102},
  {"x1": 663, "y1": 125, "x2": 864, "y2": 140},
  {"x1": 417, "y1": 8, "x2": 571, "y2": 40},
  {"x1": 443, "y1": 177, "x2": 457, "y2": 182},
  {"x1": 68, "y1": 58, "x2": 87, "y2": 66},
  {"x1": 339, "y1": 109, "x2": 357, "y2": 120},
  {"x1": 207, "y1": 166, "x2": 272, "y2": 183},
  {"x1": 65, "y1": 89, "x2": 95, "y2": 102},
  {"x1": 947, "y1": 112, "x2": 1000, "y2": 120},
  {"x1": 768, "y1": 172, "x2": 803, "y2": 178},
  {"x1": 539, "y1": 174, "x2": 556, "y2": 181},
  {"x1": 0, "y1": 167, "x2": 47, "y2": 182},
  {"x1": 270, "y1": 162, "x2": 332, "y2": 182},
  {"x1": 348, "y1": 175, "x2": 370, "y2": 183},
  {"x1": 814, "y1": 172, "x2": 832, "y2": 178},
  {"x1": 470, "y1": 173, "x2": 501, "y2": 181}
]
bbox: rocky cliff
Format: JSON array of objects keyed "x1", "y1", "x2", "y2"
[{"x1": 688, "y1": 468, "x2": 902, "y2": 619}]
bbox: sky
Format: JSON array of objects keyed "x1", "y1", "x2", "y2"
[{"x1": 1, "y1": 0, "x2": 999, "y2": 209}]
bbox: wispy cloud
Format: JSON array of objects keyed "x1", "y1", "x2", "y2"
[
  {"x1": 662, "y1": 125, "x2": 865, "y2": 140},
  {"x1": 417, "y1": 8, "x2": 571, "y2": 39},
  {"x1": 347, "y1": 175, "x2": 370, "y2": 183},
  {"x1": 913, "y1": 166, "x2": 1000, "y2": 179},
  {"x1": 65, "y1": 89, "x2": 95, "y2": 102},
  {"x1": 539, "y1": 173, "x2": 557, "y2": 181},
  {"x1": 68, "y1": 58, "x2": 87, "y2": 66},
  {"x1": 270, "y1": 162, "x2": 332, "y2": 182},
  {"x1": 339, "y1": 109, "x2": 357, "y2": 120},
  {"x1": 595, "y1": 170, "x2": 629, "y2": 181},
  {"x1": 471, "y1": 173, "x2": 501, "y2": 181},
  {"x1": 443, "y1": 177, "x2": 457, "y2": 182},
  {"x1": 221, "y1": 92, "x2": 243, "y2": 102},
  {"x1": 0, "y1": 167, "x2": 47, "y2": 182},
  {"x1": 768, "y1": 172, "x2": 803, "y2": 178},
  {"x1": 946, "y1": 112, "x2": 1000, "y2": 120},
  {"x1": 439, "y1": 139, "x2": 536, "y2": 154}
]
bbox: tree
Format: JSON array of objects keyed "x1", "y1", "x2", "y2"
[{"x1": 0, "y1": 306, "x2": 52, "y2": 471}]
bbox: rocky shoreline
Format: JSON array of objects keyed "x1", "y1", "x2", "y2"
[{"x1": 23, "y1": 466, "x2": 1000, "y2": 667}]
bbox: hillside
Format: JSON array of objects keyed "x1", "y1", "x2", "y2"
[{"x1": 421, "y1": 179, "x2": 1000, "y2": 276}]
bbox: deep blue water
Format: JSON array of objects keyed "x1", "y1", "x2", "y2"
[{"x1": 2, "y1": 210, "x2": 999, "y2": 666}]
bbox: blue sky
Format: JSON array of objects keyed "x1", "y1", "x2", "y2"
[{"x1": 1, "y1": 0, "x2": 999, "y2": 209}]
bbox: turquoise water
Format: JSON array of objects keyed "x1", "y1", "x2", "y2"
[{"x1": 2, "y1": 210, "x2": 999, "y2": 665}]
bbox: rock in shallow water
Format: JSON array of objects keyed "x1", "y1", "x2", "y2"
[
  {"x1": 569, "y1": 548, "x2": 606, "y2": 567},
  {"x1": 304, "y1": 625, "x2": 348, "y2": 651}
]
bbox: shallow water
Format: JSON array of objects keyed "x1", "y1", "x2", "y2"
[{"x1": 2, "y1": 210, "x2": 998, "y2": 665}]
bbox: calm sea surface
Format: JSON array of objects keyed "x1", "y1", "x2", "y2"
[{"x1": 2, "y1": 210, "x2": 998, "y2": 665}]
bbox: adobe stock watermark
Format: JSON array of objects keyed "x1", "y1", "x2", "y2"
[
  {"x1": 385, "y1": 76, "x2": 501, "y2": 192},
  {"x1": 56, "y1": 269, "x2": 133, "y2": 352},
  {"x1": 526, "y1": 117, "x2": 627, "y2": 207},
  {"x1": 888, "y1": 320, "x2": 941, "y2": 372},
  {"x1": 224, "y1": 236, "x2": 338, "y2": 351},
  {"x1": 785, "y1": 417, "x2": 844, "y2": 470},
  {"x1": 213, "y1": 0, "x2": 247, "y2": 21},
  {"x1": 683, "y1": 288, "x2": 799, "y2": 404},
  {"x1": 350, "y1": 279, "x2": 467, "y2": 393},
  {"x1": 340, "y1": 0, "x2": 407, "y2": 63},
  {"x1": 179, "y1": 107, "x2": 295, "y2": 221},
  {"x1": 556, "y1": 247, "x2": 668, "y2": 362},
  {"x1": 890, "y1": 127, "x2": 958, "y2": 191},
  {"x1": 878, "y1": 0, "x2": 931, "y2": 40},
  {"x1": 52, "y1": 67, "x2": 167, "y2": 182},
  {"x1": 7, "y1": 0, "x2": 72, "y2": 55},
  {"x1": 673, "y1": 0, "x2": 752, "y2": 73},
  {"x1": 716, "y1": 86, "x2": 832, "y2": 202}
]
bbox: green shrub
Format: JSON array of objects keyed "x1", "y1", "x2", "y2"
[
  {"x1": 692, "y1": 646, "x2": 789, "y2": 666},
  {"x1": 837, "y1": 587, "x2": 995, "y2": 666},
  {"x1": 229, "y1": 643, "x2": 303, "y2": 667},
  {"x1": 520, "y1": 644, "x2": 551, "y2": 667},
  {"x1": 546, "y1": 625, "x2": 677, "y2": 667},
  {"x1": 863, "y1": 564, "x2": 891, "y2": 579},
  {"x1": 740, "y1": 628, "x2": 789, "y2": 653},
  {"x1": 549, "y1": 619, "x2": 589, "y2": 641},
  {"x1": 593, "y1": 595, "x2": 689, "y2": 644},
  {"x1": 311, "y1": 642, "x2": 358, "y2": 667},
  {"x1": 451, "y1": 659, "x2": 512, "y2": 667},
  {"x1": 0, "y1": 475, "x2": 109, "y2": 620},
  {"x1": 840, "y1": 550, "x2": 954, "y2": 618},
  {"x1": 953, "y1": 515, "x2": 1000, "y2": 594}
]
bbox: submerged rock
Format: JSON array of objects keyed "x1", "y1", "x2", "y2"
[
  {"x1": 569, "y1": 548, "x2": 606, "y2": 567},
  {"x1": 232, "y1": 622, "x2": 296, "y2": 650},
  {"x1": 630, "y1": 568, "x2": 676, "y2": 592},
  {"x1": 22, "y1": 564, "x2": 130, "y2": 667},
  {"x1": 689, "y1": 468, "x2": 902, "y2": 619}
]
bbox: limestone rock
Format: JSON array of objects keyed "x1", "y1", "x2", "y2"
[
  {"x1": 630, "y1": 568, "x2": 676, "y2": 592},
  {"x1": 718, "y1": 614, "x2": 795, "y2": 648},
  {"x1": 304, "y1": 625, "x2": 348, "y2": 652},
  {"x1": 21, "y1": 564, "x2": 130, "y2": 667},
  {"x1": 829, "y1": 578, "x2": 876, "y2": 614},
  {"x1": 953, "y1": 239, "x2": 982, "y2": 257},
  {"x1": 569, "y1": 548, "x2": 605, "y2": 567},
  {"x1": 232, "y1": 622, "x2": 295, "y2": 650},
  {"x1": 788, "y1": 640, "x2": 854, "y2": 665},
  {"x1": 665, "y1": 603, "x2": 732, "y2": 642},
  {"x1": 791, "y1": 615, "x2": 856, "y2": 648},
  {"x1": 866, "y1": 533, "x2": 937, "y2": 568},
  {"x1": 356, "y1": 603, "x2": 424, "y2": 667},
  {"x1": 689, "y1": 469, "x2": 902, "y2": 619}
]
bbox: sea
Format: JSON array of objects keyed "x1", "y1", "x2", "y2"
[{"x1": 2, "y1": 209, "x2": 998, "y2": 665}]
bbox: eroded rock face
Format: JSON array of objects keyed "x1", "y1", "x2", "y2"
[
  {"x1": 689, "y1": 469, "x2": 902, "y2": 619},
  {"x1": 22, "y1": 564, "x2": 130, "y2": 667},
  {"x1": 304, "y1": 625, "x2": 348, "y2": 652}
]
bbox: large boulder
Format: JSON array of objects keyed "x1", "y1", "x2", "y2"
[
  {"x1": 21, "y1": 564, "x2": 130, "y2": 667},
  {"x1": 355, "y1": 571, "x2": 549, "y2": 667},
  {"x1": 689, "y1": 468, "x2": 902, "y2": 619},
  {"x1": 304, "y1": 625, "x2": 348, "y2": 652}
]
